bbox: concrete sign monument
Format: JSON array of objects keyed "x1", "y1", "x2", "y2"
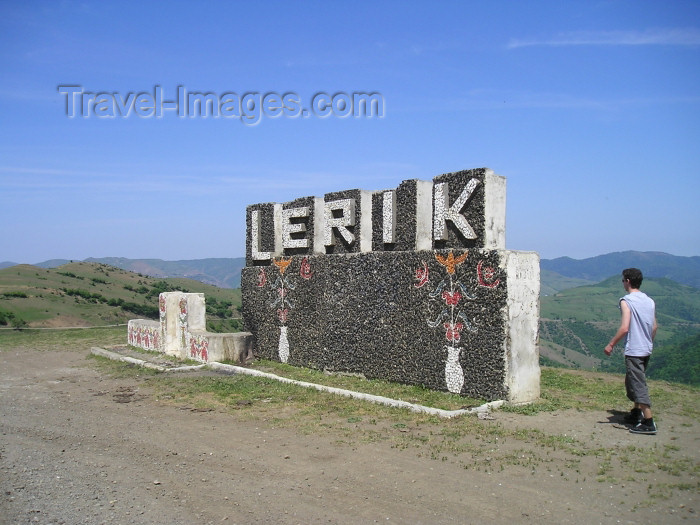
[{"x1": 241, "y1": 168, "x2": 540, "y2": 403}]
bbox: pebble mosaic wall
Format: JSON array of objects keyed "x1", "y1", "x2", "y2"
[{"x1": 241, "y1": 168, "x2": 539, "y2": 401}]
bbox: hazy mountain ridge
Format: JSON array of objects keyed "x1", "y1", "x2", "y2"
[
  {"x1": 84, "y1": 257, "x2": 247, "y2": 289},
  {"x1": 1, "y1": 257, "x2": 247, "y2": 289},
  {"x1": 2, "y1": 251, "x2": 697, "y2": 292},
  {"x1": 541, "y1": 251, "x2": 700, "y2": 289}
]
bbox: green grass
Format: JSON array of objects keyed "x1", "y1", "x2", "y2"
[
  {"x1": 0, "y1": 325, "x2": 126, "y2": 351},
  {"x1": 88, "y1": 340, "x2": 700, "y2": 424},
  {"x1": 238, "y1": 358, "x2": 486, "y2": 411},
  {"x1": 503, "y1": 367, "x2": 700, "y2": 419},
  {"x1": 122, "y1": 344, "x2": 202, "y2": 365}
]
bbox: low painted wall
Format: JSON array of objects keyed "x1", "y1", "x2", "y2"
[
  {"x1": 127, "y1": 292, "x2": 253, "y2": 364},
  {"x1": 127, "y1": 319, "x2": 161, "y2": 352},
  {"x1": 189, "y1": 331, "x2": 254, "y2": 363}
]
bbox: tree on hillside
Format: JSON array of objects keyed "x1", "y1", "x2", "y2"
[{"x1": 649, "y1": 333, "x2": 700, "y2": 386}]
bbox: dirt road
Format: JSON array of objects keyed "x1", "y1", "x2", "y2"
[{"x1": 1, "y1": 347, "x2": 697, "y2": 524}]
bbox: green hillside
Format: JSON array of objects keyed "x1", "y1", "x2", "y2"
[
  {"x1": 83, "y1": 257, "x2": 246, "y2": 289},
  {"x1": 0, "y1": 262, "x2": 242, "y2": 332},
  {"x1": 539, "y1": 269, "x2": 595, "y2": 296},
  {"x1": 540, "y1": 276, "x2": 700, "y2": 383},
  {"x1": 649, "y1": 332, "x2": 700, "y2": 385}
]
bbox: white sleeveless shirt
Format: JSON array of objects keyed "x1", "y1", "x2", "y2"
[{"x1": 620, "y1": 291, "x2": 655, "y2": 357}]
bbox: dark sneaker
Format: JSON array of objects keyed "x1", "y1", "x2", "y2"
[
  {"x1": 629, "y1": 419, "x2": 657, "y2": 435},
  {"x1": 624, "y1": 408, "x2": 643, "y2": 425}
]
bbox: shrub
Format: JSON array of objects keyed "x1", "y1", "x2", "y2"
[{"x1": 2, "y1": 291, "x2": 28, "y2": 298}]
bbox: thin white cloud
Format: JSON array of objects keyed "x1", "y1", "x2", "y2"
[
  {"x1": 459, "y1": 90, "x2": 613, "y2": 111},
  {"x1": 393, "y1": 89, "x2": 700, "y2": 114},
  {"x1": 0, "y1": 166, "x2": 75, "y2": 176},
  {"x1": 0, "y1": 165, "x2": 359, "y2": 198},
  {"x1": 508, "y1": 28, "x2": 700, "y2": 49}
]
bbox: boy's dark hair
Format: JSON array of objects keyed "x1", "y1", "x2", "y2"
[{"x1": 622, "y1": 268, "x2": 643, "y2": 289}]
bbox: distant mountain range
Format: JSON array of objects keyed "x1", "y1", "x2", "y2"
[
  {"x1": 1, "y1": 251, "x2": 698, "y2": 291},
  {"x1": 0, "y1": 257, "x2": 247, "y2": 289},
  {"x1": 541, "y1": 251, "x2": 700, "y2": 289}
]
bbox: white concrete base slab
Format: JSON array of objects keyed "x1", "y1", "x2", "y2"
[
  {"x1": 91, "y1": 347, "x2": 505, "y2": 418},
  {"x1": 90, "y1": 347, "x2": 206, "y2": 373}
]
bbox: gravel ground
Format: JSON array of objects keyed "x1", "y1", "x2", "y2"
[{"x1": 1, "y1": 347, "x2": 698, "y2": 524}]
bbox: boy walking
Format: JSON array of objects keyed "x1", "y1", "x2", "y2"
[{"x1": 604, "y1": 268, "x2": 658, "y2": 435}]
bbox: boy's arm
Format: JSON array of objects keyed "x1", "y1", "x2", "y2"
[{"x1": 605, "y1": 300, "x2": 631, "y2": 356}]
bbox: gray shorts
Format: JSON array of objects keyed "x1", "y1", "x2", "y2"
[{"x1": 625, "y1": 356, "x2": 651, "y2": 407}]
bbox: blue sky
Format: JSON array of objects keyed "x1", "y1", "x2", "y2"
[{"x1": 1, "y1": 0, "x2": 699, "y2": 263}]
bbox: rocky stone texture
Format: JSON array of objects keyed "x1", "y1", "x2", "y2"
[
  {"x1": 247, "y1": 168, "x2": 497, "y2": 259},
  {"x1": 241, "y1": 168, "x2": 540, "y2": 401},
  {"x1": 283, "y1": 196, "x2": 316, "y2": 257},
  {"x1": 322, "y1": 189, "x2": 363, "y2": 254},
  {"x1": 242, "y1": 249, "x2": 514, "y2": 400}
]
